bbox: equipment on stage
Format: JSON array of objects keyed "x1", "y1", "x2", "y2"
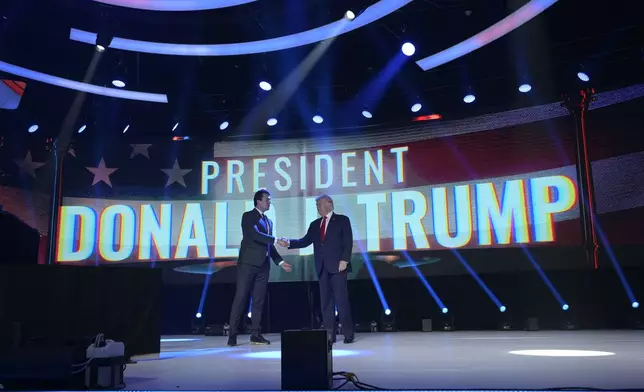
[
  {"x1": 205, "y1": 324, "x2": 225, "y2": 336},
  {"x1": 84, "y1": 333, "x2": 126, "y2": 390},
  {"x1": 281, "y1": 329, "x2": 332, "y2": 390},
  {"x1": 422, "y1": 319, "x2": 432, "y2": 332},
  {"x1": 525, "y1": 317, "x2": 540, "y2": 331}
]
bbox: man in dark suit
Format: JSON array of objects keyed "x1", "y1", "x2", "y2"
[
  {"x1": 278, "y1": 195, "x2": 354, "y2": 344},
  {"x1": 227, "y1": 189, "x2": 292, "y2": 346}
]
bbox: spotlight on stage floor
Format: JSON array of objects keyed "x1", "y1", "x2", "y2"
[{"x1": 381, "y1": 310, "x2": 396, "y2": 332}]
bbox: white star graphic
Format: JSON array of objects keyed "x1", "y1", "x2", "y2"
[
  {"x1": 130, "y1": 144, "x2": 152, "y2": 159},
  {"x1": 162, "y1": 159, "x2": 192, "y2": 188},
  {"x1": 86, "y1": 158, "x2": 118, "y2": 187},
  {"x1": 14, "y1": 151, "x2": 45, "y2": 179}
]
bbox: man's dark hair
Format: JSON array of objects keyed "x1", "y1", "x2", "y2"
[{"x1": 253, "y1": 189, "x2": 270, "y2": 206}]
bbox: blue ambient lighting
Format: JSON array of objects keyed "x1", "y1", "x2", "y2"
[
  {"x1": 401, "y1": 42, "x2": 415, "y2": 56},
  {"x1": 78, "y1": 124, "x2": 87, "y2": 134},
  {"x1": 577, "y1": 72, "x2": 590, "y2": 82},
  {"x1": 519, "y1": 84, "x2": 532, "y2": 93},
  {"x1": 312, "y1": 115, "x2": 324, "y2": 124},
  {"x1": 69, "y1": 0, "x2": 413, "y2": 56},
  {"x1": 464, "y1": 94, "x2": 476, "y2": 103},
  {"x1": 267, "y1": 118, "x2": 277, "y2": 126},
  {"x1": 500, "y1": 306, "x2": 507, "y2": 313},
  {"x1": 219, "y1": 121, "x2": 229, "y2": 130},
  {"x1": 411, "y1": 103, "x2": 422, "y2": 112},
  {"x1": 416, "y1": 0, "x2": 559, "y2": 71},
  {"x1": 0, "y1": 60, "x2": 168, "y2": 103},
  {"x1": 28, "y1": 125, "x2": 39, "y2": 133},
  {"x1": 362, "y1": 110, "x2": 373, "y2": 118},
  {"x1": 92, "y1": 0, "x2": 256, "y2": 11},
  {"x1": 241, "y1": 349, "x2": 361, "y2": 359},
  {"x1": 160, "y1": 338, "x2": 201, "y2": 343}
]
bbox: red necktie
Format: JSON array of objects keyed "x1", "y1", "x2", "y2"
[{"x1": 320, "y1": 216, "x2": 327, "y2": 242}]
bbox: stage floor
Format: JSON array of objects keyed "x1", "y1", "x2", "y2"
[{"x1": 126, "y1": 330, "x2": 644, "y2": 390}]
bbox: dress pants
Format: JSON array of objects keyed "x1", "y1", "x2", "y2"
[
  {"x1": 319, "y1": 268, "x2": 354, "y2": 341},
  {"x1": 229, "y1": 262, "x2": 270, "y2": 336}
]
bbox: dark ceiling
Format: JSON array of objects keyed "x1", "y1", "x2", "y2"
[{"x1": 0, "y1": 0, "x2": 642, "y2": 141}]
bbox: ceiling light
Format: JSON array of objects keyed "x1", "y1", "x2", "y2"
[
  {"x1": 267, "y1": 118, "x2": 277, "y2": 126},
  {"x1": 312, "y1": 115, "x2": 323, "y2": 124},
  {"x1": 122, "y1": 124, "x2": 130, "y2": 133},
  {"x1": 112, "y1": 79, "x2": 126, "y2": 88},
  {"x1": 78, "y1": 124, "x2": 87, "y2": 134},
  {"x1": 345, "y1": 10, "x2": 355, "y2": 20},
  {"x1": 577, "y1": 72, "x2": 590, "y2": 82},
  {"x1": 27, "y1": 124, "x2": 39, "y2": 133},
  {"x1": 362, "y1": 110, "x2": 372, "y2": 118},
  {"x1": 463, "y1": 94, "x2": 476, "y2": 103},
  {"x1": 411, "y1": 103, "x2": 422, "y2": 112},
  {"x1": 518, "y1": 84, "x2": 532, "y2": 93},
  {"x1": 219, "y1": 121, "x2": 229, "y2": 130},
  {"x1": 259, "y1": 81, "x2": 272, "y2": 91},
  {"x1": 401, "y1": 42, "x2": 415, "y2": 56}
]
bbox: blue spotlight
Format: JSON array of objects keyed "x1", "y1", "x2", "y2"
[
  {"x1": 562, "y1": 304, "x2": 570, "y2": 311},
  {"x1": 362, "y1": 110, "x2": 372, "y2": 118},
  {"x1": 172, "y1": 122, "x2": 179, "y2": 131},
  {"x1": 345, "y1": 10, "x2": 356, "y2": 20},
  {"x1": 27, "y1": 124, "x2": 39, "y2": 133},
  {"x1": 500, "y1": 306, "x2": 507, "y2": 313},
  {"x1": 401, "y1": 42, "x2": 415, "y2": 56},
  {"x1": 463, "y1": 94, "x2": 476, "y2": 103},
  {"x1": 577, "y1": 72, "x2": 590, "y2": 82},
  {"x1": 219, "y1": 121, "x2": 229, "y2": 130},
  {"x1": 247, "y1": 311, "x2": 252, "y2": 318},
  {"x1": 259, "y1": 81, "x2": 272, "y2": 91},
  {"x1": 410, "y1": 103, "x2": 422, "y2": 112},
  {"x1": 312, "y1": 115, "x2": 324, "y2": 124},
  {"x1": 112, "y1": 79, "x2": 126, "y2": 88},
  {"x1": 196, "y1": 312, "x2": 202, "y2": 318},
  {"x1": 267, "y1": 118, "x2": 277, "y2": 126},
  {"x1": 519, "y1": 84, "x2": 532, "y2": 93},
  {"x1": 442, "y1": 308, "x2": 448, "y2": 314},
  {"x1": 633, "y1": 302, "x2": 640, "y2": 309},
  {"x1": 384, "y1": 308, "x2": 391, "y2": 316},
  {"x1": 78, "y1": 124, "x2": 87, "y2": 134}
]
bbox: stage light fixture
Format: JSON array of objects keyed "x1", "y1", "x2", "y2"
[
  {"x1": 196, "y1": 312, "x2": 202, "y2": 318},
  {"x1": 96, "y1": 33, "x2": 113, "y2": 52},
  {"x1": 362, "y1": 110, "x2": 372, "y2": 118},
  {"x1": 172, "y1": 122, "x2": 179, "y2": 131},
  {"x1": 267, "y1": 118, "x2": 277, "y2": 126},
  {"x1": 463, "y1": 94, "x2": 476, "y2": 103},
  {"x1": 401, "y1": 42, "x2": 415, "y2": 56},
  {"x1": 381, "y1": 312, "x2": 396, "y2": 332},
  {"x1": 122, "y1": 124, "x2": 130, "y2": 133},
  {"x1": 112, "y1": 79, "x2": 125, "y2": 88},
  {"x1": 411, "y1": 103, "x2": 422, "y2": 112},
  {"x1": 259, "y1": 81, "x2": 272, "y2": 91},
  {"x1": 345, "y1": 10, "x2": 356, "y2": 20},
  {"x1": 519, "y1": 84, "x2": 532, "y2": 93},
  {"x1": 312, "y1": 115, "x2": 324, "y2": 124},
  {"x1": 247, "y1": 311, "x2": 252, "y2": 318},
  {"x1": 78, "y1": 124, "x2": 87, "y2": 134},
  {"x1": 500, "y1": 306, "x2": 507, "y2": 312},
  {"x1": 577, "y1": 72, "x2": 590, "y2": 82},
  {"x1": 442, "y1": 307, "x2": 448, "y2": 314},
  {"x1": 633, "y1": 302, "x2": 640, "y2": 309},
  {"x1": 27, "y1": 124, "x2": 39, "y2": 133},
  {"x1": 219, "y1": 121, "x2": 229, "y2": 130},
  {"x1": 384, "y1": 308, "x2": 391, "y2": 316},
  {"x1": 562, "y1": 304, "x2": 570, "y2": 311}
]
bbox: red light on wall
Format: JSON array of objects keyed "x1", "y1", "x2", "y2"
[{"x1": 412, "y1": 114, "x2": 442, "y2": 122}]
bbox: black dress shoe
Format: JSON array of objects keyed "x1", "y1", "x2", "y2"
[
  {"x1": 343, "y1": 337, "x2": 355, "y2": 344},
  {"x1": 227, "y1": 335, "x2": 237, "y2": 346},
  {"x1": 250, "y1": 335, "x2": 271, "y2": 345}
]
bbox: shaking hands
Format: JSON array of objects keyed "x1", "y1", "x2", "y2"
[{"x1": 277, "y1": 237, "x2": 290, "y2": 247}]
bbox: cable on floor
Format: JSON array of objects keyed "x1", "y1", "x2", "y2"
[{"x1": 333, "y1": 371, "x2": 385, "y2": 390}]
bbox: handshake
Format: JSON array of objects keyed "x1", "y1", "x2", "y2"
[{"x1": 276, "y1": 237, "x2": 290, "y2": 247}]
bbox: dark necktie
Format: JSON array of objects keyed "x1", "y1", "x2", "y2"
[{"x1": 320, "y1": 216, "x2": 327, "y2": 242}]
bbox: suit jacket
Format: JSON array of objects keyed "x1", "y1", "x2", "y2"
[
  {"x1": 238, "y1": 209, "x2": 283, "y2": 267},
  {"x1": 289, "y1": 213, "x2": 353, "y2": 275}
]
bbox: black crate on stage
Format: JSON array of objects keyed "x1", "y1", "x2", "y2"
[{"x1": 281, "y1": 329, "x2": 332, "y2": 390}]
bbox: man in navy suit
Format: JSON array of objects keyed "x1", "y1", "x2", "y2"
[
  {"x1": 228, "y1": 189, "x2": 292, "y2": 347},
  {"x1": 279, "y1": 195, "x2": 355, "y2": 344}
]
